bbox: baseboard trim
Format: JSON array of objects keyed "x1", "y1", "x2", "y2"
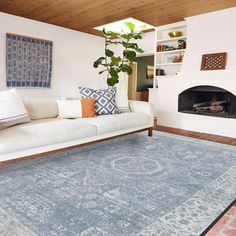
[{"x1": 154, "y1": 124, "x2": 236, "y2": 145}]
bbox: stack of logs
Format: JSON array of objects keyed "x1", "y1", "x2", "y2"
[{"x1": 193, "y1": 100, "x2": 228, "y2": 113}]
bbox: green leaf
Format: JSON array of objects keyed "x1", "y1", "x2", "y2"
[
  {"x1": 104, "y1": 30, "x2": 113, "y2": 36},
  {"x1": 99, "y1": 69, "x2": 107, "y2": 74},
  {"x1": 120, "y1": 64, "x2": 133, "y2": 75},
  {"x1": 111, "y1": 56, "x2": 121, "y2": 65},
  {"x1": 123, "y1": 50, "x2": 136, "y2": 61},
  {"x1": 120, "y1": 33, "x2": 132, "y2": 40},
  {"x1": 104, "y1": 30, "x2": 119, "y2": 38},
  {"x1": 122, "y1": 42, "x2": 137, "y2": 49},
  {"x1": 105, "y1": 49, "x2": 114, "y2": 57},
  {"x1": 93, "y1": 57, "x2": 105, "y2": 68},
  {"x1": 135, "y1": 47, "x2": 144, "y2": 53},
  {"x1": 133, "y1": 34, "x2": 142, "y2": 40},
  {"x1": 106, "y1": 40, "x2": 122, "y2": 45},
  {"x1": 110, "y1": 68, "x2": 119, "y2": 79},
  {"x1": 125, "y1": 22, "x2": 135, "y2": 32},
  {"x1": 107, "y1": 77, "x2": 119, "y2": 87}
]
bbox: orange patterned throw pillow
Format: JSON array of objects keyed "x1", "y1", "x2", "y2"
[{"x1": 81, "y1": 98, "x2": 96, "y2": 118}]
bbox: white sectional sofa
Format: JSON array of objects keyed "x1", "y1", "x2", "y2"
[{"x1": 0, "y1": 99, "x2": 154, "y2": 163}]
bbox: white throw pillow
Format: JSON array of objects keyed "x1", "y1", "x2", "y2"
[
  {"x1": 115, "y1": 90, "x2": 130, "y2": 113},
  {"x1": 24, "y1": 98, "x2": 58, "y2": 120},
  {"x1": 0, "y1": 89, "x2": 30, "y2": 129},
  {"x1": 115, "y1": 74, "x2": 130, "y2": 113},
  {"x1": 57, "y1": 100, "x2": 82, "y2": 118}
]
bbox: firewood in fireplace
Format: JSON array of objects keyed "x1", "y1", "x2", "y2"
[
  {"x1": 194, "y1": 105, "x2": 225, "y2": 113},
  {"x1": 193, "y1": 100, "x2": 229, "y2": 113},
  {"x1": 193, "y1": 100, "x2": 228, "y2": 109}
]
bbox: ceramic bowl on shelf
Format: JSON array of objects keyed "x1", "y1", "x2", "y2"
[{"x1": 168, "y1": 31, "x2": 183, "y2": 38}]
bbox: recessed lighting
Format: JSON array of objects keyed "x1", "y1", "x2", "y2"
[{"x1": 94, "y1": 17, "x2": 154, "y2": 33}]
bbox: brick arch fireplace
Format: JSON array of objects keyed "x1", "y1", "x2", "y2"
[{"x1": 178, "y1": 85, "x2": 236, "y2": 118}]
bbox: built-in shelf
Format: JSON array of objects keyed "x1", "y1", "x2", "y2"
[
  {"x1": 156, "y1": 62, "x2": 182, "y2": 66},
  {"x1": 154, "y1": 21, "x2": 187, "y2": 88},
  {"x1": 156, "y1": 49, "x2": 186, "y2": 55},
  {"x1": 156, "y1": 36, "x2": 187, "y2": 43},
  {"x1": 155, "y1": 75, "x2": 178, "y2": 78}
]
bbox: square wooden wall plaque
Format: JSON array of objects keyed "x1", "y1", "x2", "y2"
[{"x1": 201, "y1": 52, "x2": 227, "y2": 70}]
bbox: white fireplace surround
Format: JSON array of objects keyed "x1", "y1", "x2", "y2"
[
  {"x1": 151, "y1": 75, "x2": 236, "y2": 138},
  {"x1": 149, "y1": 7, "x2": 236, "y2": 138}
]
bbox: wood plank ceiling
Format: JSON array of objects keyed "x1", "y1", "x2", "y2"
[{"x1": 0, "y1": 0, "x2": 236, "y2": 36}]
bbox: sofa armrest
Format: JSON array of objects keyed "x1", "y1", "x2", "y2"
[{"x1": 129, "y1": 100, "x2": 154, "y2": 126}]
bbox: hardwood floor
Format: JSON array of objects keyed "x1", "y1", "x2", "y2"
[{"x1": 154, "y1": 124, "x2": 236, "y2": 146}]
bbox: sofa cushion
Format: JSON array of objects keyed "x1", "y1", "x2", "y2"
[
  {"x1": 83, "y1": 112, "x2": 151, "y2": 135},
  {"x1": 23, "y1": 98, "x2": 58, "y2": 120},
  {"x1": 0, "y1": 89, "x2": 30, "y2": 130},
  {"x1": 0, "y1": 119, "x2": 97, "y2": 154}
]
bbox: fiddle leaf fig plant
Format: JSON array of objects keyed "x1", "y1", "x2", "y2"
[{"x1": 93, "y1": 22, "x2": 144, "y2": 87}]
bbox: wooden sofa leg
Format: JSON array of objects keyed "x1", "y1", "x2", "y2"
[{"x1": 148, "y1": 128, "x2": 153, "y2": 137}]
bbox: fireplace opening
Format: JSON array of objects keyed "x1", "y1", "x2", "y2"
[{"x1": 178, "y1": 86, "x2": 236, "y2": 118}]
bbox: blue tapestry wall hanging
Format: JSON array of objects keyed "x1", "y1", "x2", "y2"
[{"x1": 6, "y1": 33, "x2": 53, "y2": 88}]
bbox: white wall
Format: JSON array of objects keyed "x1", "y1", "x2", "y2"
[
  {"x1": 0, "y1": 12, "x2": 106, "y2": 98},
  {"x1": 138, "y1": 31, "x2": 155, "y2": 55},
  {"x1": 181, "y1": 7, "x2": 236, "y2": 75}
]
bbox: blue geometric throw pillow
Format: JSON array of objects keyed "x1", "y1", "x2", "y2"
[{"x1": 79, "y1": 87, "x2": 120, "y2": 115}]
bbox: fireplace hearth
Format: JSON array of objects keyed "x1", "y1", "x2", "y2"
[{"x1": 178, "y1": 86, "x2": 236, "y2": 118}]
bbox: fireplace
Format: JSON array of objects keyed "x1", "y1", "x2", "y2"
[{"x1": 178, "y1": 85, "x2": 236, "y2": 118}]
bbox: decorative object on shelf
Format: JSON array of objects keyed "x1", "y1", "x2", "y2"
[
  {"x1": 168, "y1": 31, "x2": 183, "y2": 38},
  {"x1": 6, "y1": 33, "x2": 53, "y2": 88},
  {"x1": 165, "y1": 46, "x2": 176, "y2": 51},
  {"x1": 156, "y1": 69, "x2": 165, "y2": 76},
  {"x1": 146, "y1": 66, "x2": 154, "y2": 79},
  {"x1": 177, "y1": 39, "x2": 186, "y2": 49},
  {"x1": 93, "y1": 22, "x2": 144, "y2": 87},
  {"x1": 167, "y1": 55, "x2": 176, "y2": 63},
  {"x1": 173, "y1": 55, "x2": 183, "y2": 63},
  {"x1": 157, "y1": 45, "x2": 176, "y2": 52},
  {"x1": 201, "y1": 52, "x2": 227, "y2": 70}
]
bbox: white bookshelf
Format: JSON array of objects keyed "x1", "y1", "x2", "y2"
[
  {"x1": 156, "y1": 49, "x2": 186, "y2": 55},
  {"x1": 156, "y1": 35, "x2": 187, "y2": 43},
  {"x1": 156, "y1": 62, "x2": 183, "y2": 66},
  {"x1": 154, "y1": 21, "x2": 187, "y2": 88}
]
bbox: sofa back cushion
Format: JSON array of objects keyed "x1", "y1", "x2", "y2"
[
  {"x1": 24, "y1": 98, "x2": 58, "y2": 120},
  {"x1": 0, "y1": 89, "x2": 30, "y2": 129}
]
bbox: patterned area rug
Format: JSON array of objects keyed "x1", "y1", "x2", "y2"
[{"x1": 0, "y1": 131, "x2": 236, "y2": 236}]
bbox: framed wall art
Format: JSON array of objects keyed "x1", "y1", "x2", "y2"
[{"x1": 6, "y1": 33, "x2": 53, "y2": 88}]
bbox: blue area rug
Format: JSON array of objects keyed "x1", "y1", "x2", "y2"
[{"x1": 0, "y1": 131, "x2": 236, "y2": 236}]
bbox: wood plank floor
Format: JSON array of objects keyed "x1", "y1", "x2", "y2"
[{"x1": 154, "y1": 124, "x2": 236, "y2": 146}]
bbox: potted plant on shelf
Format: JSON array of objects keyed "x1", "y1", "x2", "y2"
[{"x1": 93, "y1": 22, "x2": 144, "y2": 87}]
